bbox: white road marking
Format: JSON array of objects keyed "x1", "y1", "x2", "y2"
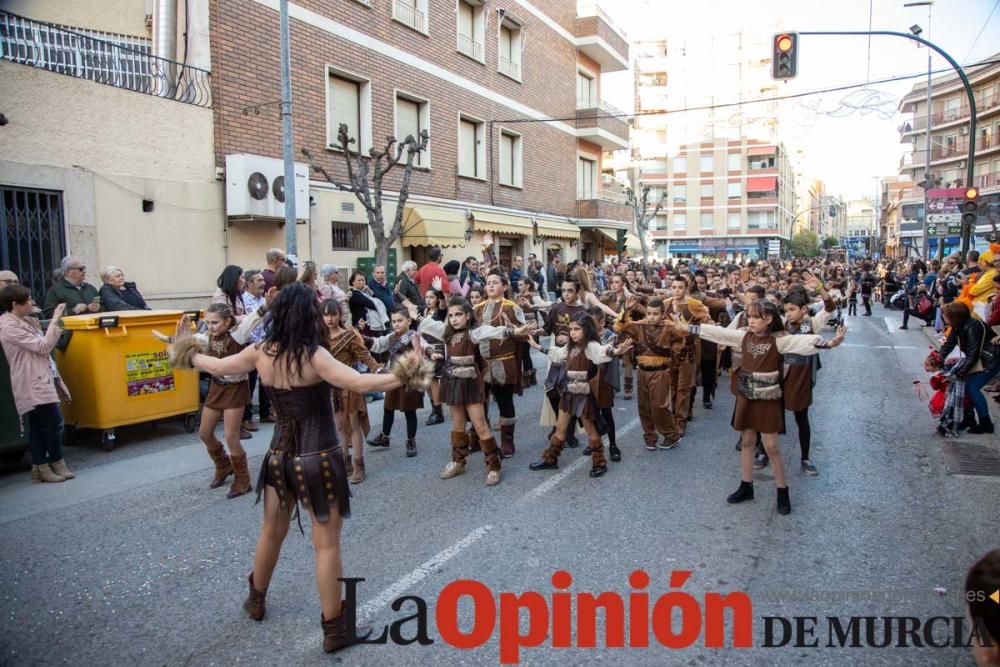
[
  {"x1": 356, "y1": 524, "x2": 494, "y2": 622},
  {"x1": 349, "y1": 415, "x2": 643, "y2": 629},
  {"x1": 841, "y1": 343, "x2": 918, "y2": 350}
]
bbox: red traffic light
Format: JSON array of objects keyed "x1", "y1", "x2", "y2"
[
  {"x1": 776, "y1": 34, "x2": 794, "y2": 52},
  {"x1": 771, "y1": 32, "x2": 798, "y2": 80}
]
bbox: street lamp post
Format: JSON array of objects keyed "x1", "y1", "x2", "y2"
[{"x1": 904, "y1": 1, "x2": 933, "y2": 261}]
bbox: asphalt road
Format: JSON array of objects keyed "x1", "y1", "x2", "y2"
[{"x1": 1, "y1": 304, "x2": 997, "y2": 666}]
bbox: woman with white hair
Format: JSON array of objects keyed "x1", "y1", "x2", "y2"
[
  {"x1": 99, "y1": 266, "x2": 149, "y2": 311},
  {"x1": 394, "y1": 260, "x2": 422, "y2": 317}
]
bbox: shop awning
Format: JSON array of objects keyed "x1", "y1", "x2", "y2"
[
  {"x1": 622, "y1": 233, "x2": 643, "y2": 254},
  {"x1": 747, "y1": 176, "x2": 777, "y2": 192},
  {"x1": 401, "y1": 206, "x2": 467, "y2": 248},
  {"x1": 536, "y1": 219, "x2": 580, "y2": 240},
  {"x1": 593, "y1": 228, "x2": 618, "y2": 245},
  {"x1": 472, "y1": 210, "x2": 533, "y2": 236},
  {"x1": 747, "y1": 145, "x2": 776, "y2": 156}
]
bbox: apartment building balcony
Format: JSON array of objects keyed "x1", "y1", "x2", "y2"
[
  {"x1": 976, "y1": 172, "x2": 1000, "y2": 191},
  {"x1": 574, "y1": 3, "x2": 628, "y2": 72},
  {"x1": 575, "y1": 98, "x2": 629, "y2": 149},
  {"x1": 393, "y1": 0, "x2": 428, "y2": 33},
  {"x1": 900, "y1": 92, "x2": 1000, "y2": 135},
  {"x1": 577, "y1": 188, "x2": 632, "y2": 222},
  {"x1": 0, "y1": 9, "x2": 212, "y2": 107}
]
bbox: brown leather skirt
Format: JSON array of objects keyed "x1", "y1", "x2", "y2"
[{"x1": 205, "y1": 379, "x2": 250, "y2": 411}]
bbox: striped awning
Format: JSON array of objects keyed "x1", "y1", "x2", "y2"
[
  {"x1": 401, "y1": 206, "x2": 467, "y2": 248},
  {"x1": 472, "y1": 211, "x2": 533, "y2": 236},
  {"x1": 536, "y1": 219, "x2": 580, "y2": 240}
]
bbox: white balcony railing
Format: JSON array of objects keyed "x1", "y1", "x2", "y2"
[
  {"x1": 499, "y1": 55, "x2": 520, "y2": 80},
  {"x1": 393, "y1": 0, "x2": 426, "y2": 32},
  {"x1": 457, "y1": 33, "x2": 483, "y2": 61}
]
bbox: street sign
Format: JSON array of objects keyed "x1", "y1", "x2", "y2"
[
  {"x1": 927, "y1": 213, "x2": 960, "y2": 223},
  {"x1": 926, "y1": 189, "x2": 969, "y2": 240}
]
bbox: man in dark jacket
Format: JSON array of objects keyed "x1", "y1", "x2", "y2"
[
  {"x1": 368, "y1": 265, "x2": 395, "y2": 313},
  {"x1": 545, "y1": 256, "x2": 561, "y2": 302},
  {"x1": 509, "y1": 255, "x2": 524, "y2": 287},
  {"x1": 44, "y1": 256, "x2": 100, "y2": 318}
]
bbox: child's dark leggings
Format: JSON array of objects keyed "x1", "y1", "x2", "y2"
[
  {"x1": 794, "y1": 408, "x2": 811, "y2": 460},
  {"x1": 383, "y1": 409, "x2": 417, "y2": 438},
  {"x1": 599, "y1": 407, "x2": 616, "y2": 448}
]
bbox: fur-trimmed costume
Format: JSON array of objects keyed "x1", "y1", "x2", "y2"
[
  {"x1": 615, "y1": 312, "x2": 682, "y2": 447},
  {"x1": 328, "y1": 329, "x2": 381, "y2": 435}
]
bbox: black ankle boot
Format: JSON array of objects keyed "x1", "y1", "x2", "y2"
[
  {"x1": 776, "y1": 487, "x2": 791, "y2": 515},
  {"x1": 609, "y1": 443, "x2": 621, "y2": 462},
  {"x1": 367, "y1": 432, "x2": 390, "y2": 447},
  {"x1": 405, "y1": 438, "x2": 417, "y2": 457},
  {"x1": 727, "y1": 480, "x2": 754, "y2": 504},
  {"x1": 969, "y1": 417, "x2": 995, "y2": 434},
  {"x1": 959, "y1": 410, "x2": 977, "y2": 431},
  {"x1": 425, "y1": 405, "x2": 444, "y2": 426}
]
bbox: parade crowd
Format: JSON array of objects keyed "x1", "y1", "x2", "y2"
[{"x1": 3, "y1": 245, "x2": 1000, "y2": 657}]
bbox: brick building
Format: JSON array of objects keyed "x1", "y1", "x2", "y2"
[{"x1": 211, "y1": 0, "x2": 631, "y2": 273}]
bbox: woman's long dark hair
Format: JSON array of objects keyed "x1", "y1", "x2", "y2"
[
  {"x1": 217, "y1": 265, "x2": 244, "y2": 310},
  {"x1": 745, "y1": 300, "x2": 785, "y2": 333},
  {"x1": 263, "y1": 282, "x2": 329, "y2": 379}
]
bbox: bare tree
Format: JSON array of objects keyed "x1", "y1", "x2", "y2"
[
  {"x1": 625, "y1": 184, "x2": 668, "y2": 260},
  {"x1": 303, "y1": 123, "x2": 429, "y2": 268}
]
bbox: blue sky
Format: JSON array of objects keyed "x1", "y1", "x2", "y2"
[{"x1": 600, "y1": 0, "x2": 1000, "y2": 200}]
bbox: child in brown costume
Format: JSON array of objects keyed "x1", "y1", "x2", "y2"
[
  {"x1": 422, "y1": 297, "x2": 536, "y2": 486},
  {"x1": 614, "y1": 297, "x2": 684, "y2": 450},
  {"x1": 529, "y1": 312, "x2": 630, "y2": 478},
  {"x1": 675, "y1": 300, "x2": 846, "y2": 515},
  {"x1": 365, "y1": 307, "x2": 424, "y2": 457},
  {"x1": 198, "y1": 303, "x2": 253, "y2": 498},
  {"x1": 322, "y1": 300, "x2": 381, "y2": 484}
]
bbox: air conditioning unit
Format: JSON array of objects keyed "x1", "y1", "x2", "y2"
[
  {"x1": 958, "y1": 127, "x2": 968, "y2": 135},
  {"x1": 225, "y1": 154, "x2": 309, "y2": 220}
]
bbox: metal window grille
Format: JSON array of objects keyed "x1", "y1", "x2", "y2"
[
  {"x1": 1, "y1": 187, "x2": 66, "y2": 306},
  {"x1": 331, "y1": 222, "x2": 369, "y2": 251}
]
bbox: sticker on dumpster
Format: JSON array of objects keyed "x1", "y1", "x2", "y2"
[{"x1": 125, "y1": 351, "x2": 175, "y2": 397}]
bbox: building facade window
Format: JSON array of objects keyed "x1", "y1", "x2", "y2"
[
  {"x1": 673, "y1": 156, "x2": 687, "y2": 173},
  {"x1": 331, "y1": 221, "x2": 370, "y2": 250},
  {"x1": 700, "y1": 183, "x2": 713, "y2": 199},
  {"x1": 672, "y1": 213, "x2": 687, "y2": 231},
  {"x1": 456, "y1": 0, "x2": 485, "y2": 62},
  {"x1": 577, "y1": 70, "x2": 596, "y2": 108},
  {"x1": 700, "y1": 212, "x2": 713, "y2": 230},
  {"x1": 699, "y1": 155, "x2": 713, "y2": 172},
  {"x1": 498, "y1": 21, "x2": 522, "y2": 82},
  {"x1": 327, "y1": 69, "x2": 371, "y2": 152},
  {"x1": 749, "y1": 155, "x2": 775, "y2": 169},
  {"x1": 577, "y1": 156, "x2": 596, "y2": 199},
  {"x1": 727, "y1": 152, "x2": 741, "y2": 171},
  {"x1": 458, "y1": 115, "x2": 485, "y2": 178},
  {"x1": 499, "y1": 129, "x2": 522, "y2": 187},
  {"x1": 727, "y1": 182, "x2": 741, "y2": 199},
  {"x1": 672, "y1": 184, "x2": 687, "y2": 202},
  {"x1": 393, "y1": 0, "x2": 428, "y2": 33},
  {"x1": 727, "y1": 211, "x2": 741, "y2": 229},
  {"x1": 395, "y1": 92, "x2": 430, "y2": 167},
  {"x1": 748, "y1": 210, "x2": 776, "y2": 229}
]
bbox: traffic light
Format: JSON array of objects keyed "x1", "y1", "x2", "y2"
[
  {"x1": 616, "y1": 228, "x2": 626, "y2": 254},
  {"x1": 771, "y1": 32, "x2": 798, "y2": 80},
  {"x1": 961, "y1": 187, "x2": 979, "y2": 231}
]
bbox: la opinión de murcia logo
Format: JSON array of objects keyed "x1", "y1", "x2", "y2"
[{"x1": 339, "y1": 572, "x2": 999, "y2": 664}]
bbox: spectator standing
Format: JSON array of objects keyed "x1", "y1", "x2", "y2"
[
  {"x1": 395, "y1": 261, "x2": 422, "y2": 315},
  {"x1": 212, "y1": 265, "x2": 247, "y2": 323},
  {"x1": 368, "y1": 265, "x2": 395, "y2": 314},
  {"x1": 318, "y1": 264, "x2": 350, "y2": 322},
  {"x1": 0, "y1": 271, "x2": 20, "y2": 287},
  {"x1": 99, "y1": 266, "x2": 150, "y2": 310},
  {"x1": 43, "y1": 256, "x2": 100, "y2": 318},
  {"x1": 460, "y1": 257, "x2": 483, "y2": 288},
  {"x1": 0, "y1": 287, "x2": 73, "y2": 483},
  {"x1": 509, "y1": 255, "x2": 524, "y2": 287},
  {"x1": 260, "y1": 248, "x2": 286, "y2": 292},
  {"x1": 414, "y1": 247, "x2": 449, "y2": 296},
  {"x1": 546, "y1": 256, "x2": 561, "y2": 302},
  {"x1": 240, "y1": 269, "x2": 268, "y2": 431}
]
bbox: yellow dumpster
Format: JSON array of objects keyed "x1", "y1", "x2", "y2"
[{"x1": 55, "y1": 310, "x2": 201, "y2": 450}]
